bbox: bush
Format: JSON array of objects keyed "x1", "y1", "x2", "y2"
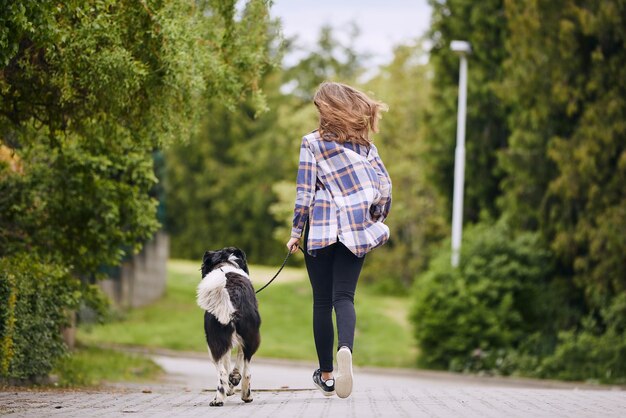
[
  {"x1": 410, "y1": 222, "x2": 554, "y2": 372},
  {"x1": 0, "y1": 255, "x2": 107, "y2": 382},
  {"x1": 537, "y1": 294, "x2": 626, "y2": 383}
]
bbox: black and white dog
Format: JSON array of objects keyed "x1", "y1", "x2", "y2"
[{"x1": 197, "y1": 247, "x2": 261, "y2": 406}]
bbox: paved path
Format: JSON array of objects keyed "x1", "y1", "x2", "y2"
[{"x1": 1, "y1": 354, "x2": 625, "y2": 417}]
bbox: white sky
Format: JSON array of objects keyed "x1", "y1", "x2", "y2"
[{"x1": 271, "y1": 0, "x2": 432, "y2": 67}]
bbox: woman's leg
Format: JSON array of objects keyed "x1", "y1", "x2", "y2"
[
  {"x1": 303, "y1": 226, "x2": 337, "y2": 372},
  {"x1": 332, "y1": 242, "x2": 366, "y2": 351}
]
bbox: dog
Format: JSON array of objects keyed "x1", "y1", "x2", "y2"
[{"x1": 197, "y1": 247, "x2": 261, "y2": 406}]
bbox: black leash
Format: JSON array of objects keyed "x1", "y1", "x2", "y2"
[{"x1": 255, "y1": 246, "x2": 305, "y2": 294}]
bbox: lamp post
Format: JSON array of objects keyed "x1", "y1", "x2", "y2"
[{"x1": 450, "y1": 40, "x2": 471, "y2": 268}]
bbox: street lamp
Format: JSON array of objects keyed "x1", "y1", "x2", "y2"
[{"x1": 450, "y1": 40, "x2": 471, "y2": 268}]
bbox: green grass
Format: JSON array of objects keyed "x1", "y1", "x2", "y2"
[
  {"x1": 52, "y1": 345, "x2": 162, "y2": 387},
  {"x1": 78, "y1": 259, "x2": 416, "y2": 368}
]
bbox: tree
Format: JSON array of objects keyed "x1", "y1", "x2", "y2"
[
  {"x1": 0, "y1": 0, "x2": 270, "y2": 380},
  {"x1": 410, "y1": 0, "x2": 626, "y2": 381},
  {"x1": 362, "y1": 42, "x2": 447, "y2": 292},
  {"x1": 283, "y1": 23, "x2": 365, "y2": 100},
  {"x1": 500, "y1": 0, "x2": 626, "y2": 309},
  {"x1": 165, "y1": 24, "x2": 365, "y2": 263},
  {"x1": 425, "y1": 0, "x2": 509, "y2": 222}
]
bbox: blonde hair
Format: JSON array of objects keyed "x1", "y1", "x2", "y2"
[{"x1": 313, "y1": 81, "x2": 388, "y2": 145}]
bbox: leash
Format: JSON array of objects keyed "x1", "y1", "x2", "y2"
[{"x1": 255, "y1": 245, "x2": 305, "y2": 294}]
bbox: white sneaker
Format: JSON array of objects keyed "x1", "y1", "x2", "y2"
[{"x1": 335, "y1": 346, "x2": 353, "y2": 398}]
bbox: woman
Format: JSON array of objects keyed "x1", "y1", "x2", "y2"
[{"x1": 286, "y1": 81, "x2": 392, "y2": 399}]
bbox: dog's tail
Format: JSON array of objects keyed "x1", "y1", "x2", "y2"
[{"x1": 197, "y1": 270, "x2": 235, "y2": 325}]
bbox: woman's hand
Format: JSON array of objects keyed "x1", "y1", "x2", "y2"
[{"x1": 286, "y1": 237, "x2": 300, "y2": 254}]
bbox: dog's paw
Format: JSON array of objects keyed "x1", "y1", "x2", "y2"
[
  {"x1": 209, "y1": 400, "x2": 224, "y2": 407},
  {"x1": 242, "y1": 389, "x2": 253, "y2": 403},
  {"x1": 226, "y1": 387, "x2": 236, "y2": 396},
  {"x1": 229, "y1": 371, "x2": 242, "y2": 387}
]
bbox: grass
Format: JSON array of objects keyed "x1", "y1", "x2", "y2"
[
  {"x1": 78, "y1": 259, "x2": 416, "y2": 368},
  {"x1": 52, "y1": 345, "x2": 162, "y2": 387}
]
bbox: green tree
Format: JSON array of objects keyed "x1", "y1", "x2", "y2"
[
  {"x1": 284, "y1": 23, "x2": 365, "y2": 100},
  {"x1": 411, "y1": 0, "x2": 626, "y2": 381},
  {"x1": 362, "y1": 42, "x2": 447, "y2": 292},
  {"x1": 1, "y1": 0, "x2": 270, "y2": 271},
  {"x1": 500, "y1": 0, "x2": 626, "y2": 309},
  {"x1": 425, "y1": 0, "x2": 509, "y2": 222},
  {"x1": 0, "y1": 0, "x2": 270, "y2": 379},
  {"x1": 166, "y1": 25, "x2": 365, "y2": 263}
]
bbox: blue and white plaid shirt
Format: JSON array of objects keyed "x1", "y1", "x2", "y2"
[{"x1": 291, "y1": 130, "x2": 392, "y2": 257}]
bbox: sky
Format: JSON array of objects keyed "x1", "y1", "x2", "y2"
[{"x1": 271, "y1": 0, "x2": 432, "y2": 67}]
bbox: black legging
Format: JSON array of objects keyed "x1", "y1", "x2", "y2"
[{"x1": 303, "y1": 222, "x2": 366, "y2": 372}]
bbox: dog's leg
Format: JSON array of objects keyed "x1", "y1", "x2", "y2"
[
  {"x1": 241, "y1": 358, "x2": 253, "y2": 403},
  {"x1": 210, "y1": 355, "x2": 229, "y2": 407},
  {"x1": 229, "y1": 346, "x2": 243, "y2": 389},
  {"x1": 224, "y1": 352, "x2": 236, "y2": 396}
]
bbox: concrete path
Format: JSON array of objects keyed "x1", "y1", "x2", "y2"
[{"x1": 1, "y1": 353, "x2": 625, "y2": 417}]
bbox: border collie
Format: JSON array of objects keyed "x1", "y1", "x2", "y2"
[{"x1": 197, "y1": 247, "x2": 261, "y2": 406}]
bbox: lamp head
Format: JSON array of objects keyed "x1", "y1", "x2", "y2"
[{"x1": 450, "y1": 40, "x2": 472, "y2": 55}]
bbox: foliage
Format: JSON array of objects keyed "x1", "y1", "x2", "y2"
[
  {"x1": 1, "y1": 0, "x2": 271, "y2": 273},
  {"x1": 0, "y1": 255, "x2": 106, "y2": 381},
  {"x1": 425, "y1": 0, "x2": 509, "y2": 222},
  {"x1": 410, "y1": 222, "x2": 555, "y2": 371},
  {"x1": 500, "y1": 0, "x2": 626, "y2": 310},
  {"x1": 164, "y1": 85, "x2": 310, "y2": 263},
  {"x1": 0, "y1": 137, "x2": 161, "y2": 274},
  {"x1": 362, "y1": 42, "x2": 447, "y2": 292},
  {"x1": 0, "y1": 0, "x2": 270, "y2": 143},
  {"x1": 283, "y1": 23, "x2": 366, "y2": 100},
  {"x1": 412, "y1": 0, "x2": 626, "y2": 383},
  {"x1": 269, "y1": 180, "x2": 298, "y2": 243},
  {"x1": 0, "y1": 0, "x2": 270, "y2": 381},
  {"x1": 165, "y1": 25, "x2": 364, "y2": 263},
  {"x1": 535, "y1": 293, "x2": 626, "y2": 383}
]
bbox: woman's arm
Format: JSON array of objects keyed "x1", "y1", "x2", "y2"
[
  {"x1": 291, "y1": 137, "x2": 317, "y2": 238},
  {"x1": 368, "y1": 145, "x2": 392, "y2": 222}
]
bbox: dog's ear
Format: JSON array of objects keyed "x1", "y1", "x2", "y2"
[
  {"x1": 232, "y1": 248, "x2": 247, "y2": 263},
  {"x1": 230, "y1": 247, "x2": 249, "y2": 274},
  {"x1": 201, "y1": 250, "x2": 216, "y2": 277}
]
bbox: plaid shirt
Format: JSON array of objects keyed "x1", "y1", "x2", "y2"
[{"x1": 291, "y1": 130, "x2": 392, "y2": 257}]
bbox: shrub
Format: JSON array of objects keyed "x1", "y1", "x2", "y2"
[
  {"x1": 410, "y1": 222, "x2": 554, "y2": 372},
  {"x1": 537, "y1": 294, "x2": 626, "y2": 383},
  {"x1": 0, "y1": 255, "x2": 107, "y2": 382}
]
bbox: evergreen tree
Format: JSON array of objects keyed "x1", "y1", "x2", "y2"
[
  {"x1": 425, "y1": 0, "x2": 509, "y2": 222},
  {"x1": 501, "y1": 0, "x2": 626, "y2": 309},
  {"x1": 363, "y1": 43, "x2": 447, "y2": 292},
  {"x1": 165, "y1": 25, "x2": 363, "y2": 263},
  {"x1": 410, "y1": 0, "x2": 626, "y2": 380}
]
